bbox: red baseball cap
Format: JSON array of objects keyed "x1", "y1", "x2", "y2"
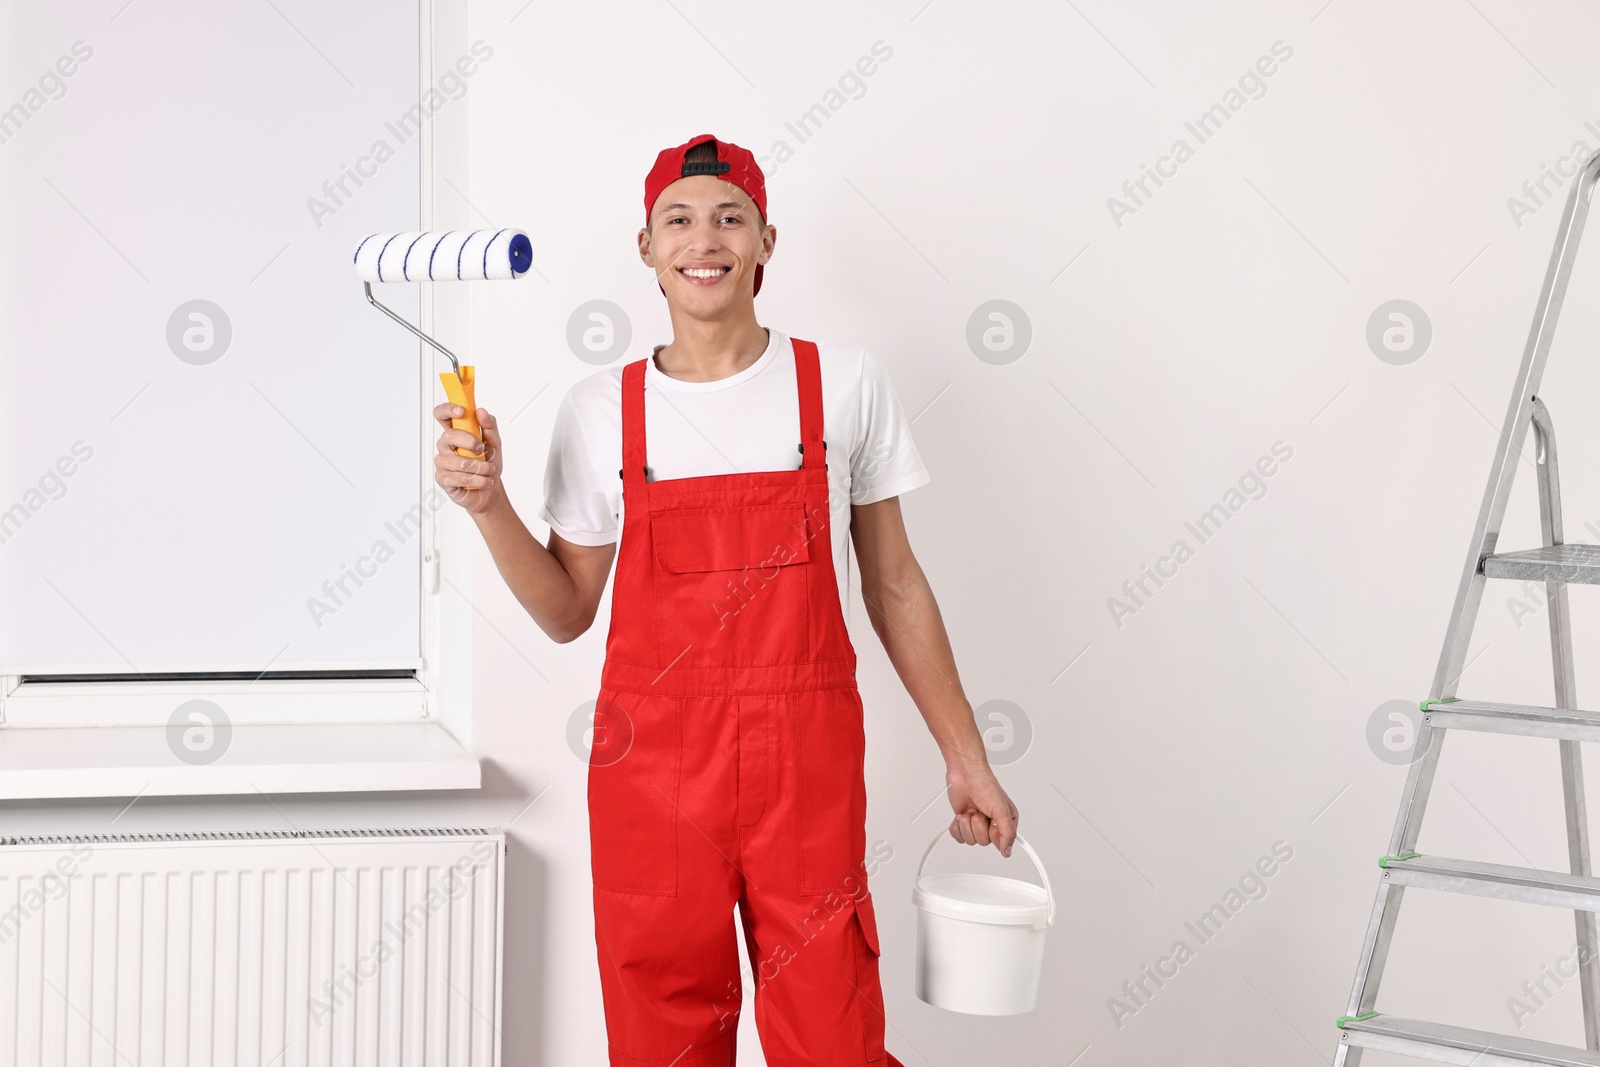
[{"x1": 644, "y1": 133, "x2": 767, "y2": 297}]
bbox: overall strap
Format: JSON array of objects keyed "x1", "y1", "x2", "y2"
[
  {"x1": 620, "y1": 358, "x2": 648, "y2": 488},
  {"x1": 793, "y1": 338, "x2": 826, "y2": 471}
]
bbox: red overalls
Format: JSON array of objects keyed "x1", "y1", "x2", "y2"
[{"x1": 586, "y1": 339, "x2": 906, "y2": 1066}]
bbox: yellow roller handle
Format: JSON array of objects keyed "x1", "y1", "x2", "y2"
[{"x1": 439, "y1": 366, "x2": 483, "y2": 489}]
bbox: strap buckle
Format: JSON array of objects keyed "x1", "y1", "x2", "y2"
[{"x1": 797, "y1": 440, "x2": 827, "y2": 469}]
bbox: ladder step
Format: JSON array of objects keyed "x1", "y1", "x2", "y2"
[
  {"x1": 1381, "y1": 854, "x2": 1600, "y2": 911},
  {"x1": 1483, "y1": 543, "x2": 1600, "y2": 584},
  {"x1": 1340, "y1": 1014, "x2": 1600, "y2": 1066},
  {"x1": 1426, "y1": 699, "x2": 1600, "y2": 743}
]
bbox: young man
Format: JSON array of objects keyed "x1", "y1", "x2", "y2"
[{"x1": 434, "y1": 133, "x2": 1018, "y2": 1066}]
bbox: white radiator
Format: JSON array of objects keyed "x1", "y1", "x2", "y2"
[{"x1": 0, "y1": 827, "x2": 505, "y2": 1067}]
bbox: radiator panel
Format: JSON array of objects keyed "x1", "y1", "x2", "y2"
[{"x1": 0, "y1": 829, "x2": 504, "y2": 1067}]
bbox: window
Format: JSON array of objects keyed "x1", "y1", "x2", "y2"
[{"x1": 0, "y1": 2, "x2": 478, "y2": 794}]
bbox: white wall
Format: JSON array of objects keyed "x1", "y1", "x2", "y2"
[{"x1": 10, "y1": 1, "x2": 1600, "y2": 1064}]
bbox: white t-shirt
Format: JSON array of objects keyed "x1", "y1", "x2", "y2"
[{"x1": 537, "y1": 328, "x2": 932, "y2": 614}]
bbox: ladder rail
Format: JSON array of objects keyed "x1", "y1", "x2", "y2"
[
  {"x1": 1429, "y1": 150, "x2": 1600, "y2": 704},
  {"x1": 1532, "y1": 400, "x2": 1600, "y2": 1049},
  {"x1": 1334, "y1": 150, "x2": 1600, "y2": 1066}
]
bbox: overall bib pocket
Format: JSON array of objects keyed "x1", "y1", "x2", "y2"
[{"x1": 651, "y1": 504, "x2": 814, "y2": 669}]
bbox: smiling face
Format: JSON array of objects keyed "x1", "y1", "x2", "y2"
[{"x1": 640, "y1": 175, "x2": 774, "y2": 314}]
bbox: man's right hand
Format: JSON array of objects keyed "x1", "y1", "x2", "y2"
[{"x1": 434, "y1": 402, "x2": 504, "y2": 515}]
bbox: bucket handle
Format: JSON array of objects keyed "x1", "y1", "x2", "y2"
[{"x1": 915, "y1": 828, "x2": 1055, "y2": 927}]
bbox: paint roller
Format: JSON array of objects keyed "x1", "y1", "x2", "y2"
[{"x1": 353, "y1": 228, "x2": 532, "y2": 483}]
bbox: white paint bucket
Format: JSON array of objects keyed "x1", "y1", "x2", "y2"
[{"x1": 912, "y1": 830, "x2": 1054, "y2": 1015}]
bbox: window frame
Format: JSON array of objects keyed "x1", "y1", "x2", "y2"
[{"x1": 0, "y1": 0, "x2": 480, "y2": 797}]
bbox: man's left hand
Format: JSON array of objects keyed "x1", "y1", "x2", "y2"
[{"x1": 945, "y1": 754, "x2": 1019, "y2": 857}]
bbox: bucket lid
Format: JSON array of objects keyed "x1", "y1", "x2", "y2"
[
  {"x1": 914, "y1": 872, "x2": 1051, "y2": 926},
  {"x1": 913, "y1": 831, "x2": 1055, "y2": 928}
]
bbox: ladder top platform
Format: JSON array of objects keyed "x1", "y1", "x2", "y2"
[{"x1": 1484, "y1": 544, "x2": 1600, "y2": 584}]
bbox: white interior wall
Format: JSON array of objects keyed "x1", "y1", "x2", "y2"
[
  {"x1": 461, "y1": 1, "x2": 1600, "y2": 1062},
  {"x1": 7, "y1": 1, "x2": 1600, "y2": 1064}
]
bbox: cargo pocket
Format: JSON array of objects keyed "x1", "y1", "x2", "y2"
[
  {"x1": 651, "y1": 503, "x2": 812, "y2": 669},
  {"x1": 852, "y1": 893, "x2": 889, "y2": 1065},
  {"x1": 795, "y1": 688, "x2": 868, "y2": 896},
  {"x1": 586, "y1": 692, "x2": 681, "y2": 895},
  {"x1": 853, "y1": 892, "x2": 883, "y2": 958}
]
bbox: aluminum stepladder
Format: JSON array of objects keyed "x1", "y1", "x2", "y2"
[{"x1": 1333, "y1": 149, "x2": 1600, "y2": 1066}]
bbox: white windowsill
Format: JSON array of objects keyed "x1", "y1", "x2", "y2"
[{"x1": 0, "y1": 721, "x2": 482, "y2": 799}]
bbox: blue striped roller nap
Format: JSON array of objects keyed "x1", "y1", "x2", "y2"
[{"x1": 353, "y1": 228, "x2": 532, "y2": 282}]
